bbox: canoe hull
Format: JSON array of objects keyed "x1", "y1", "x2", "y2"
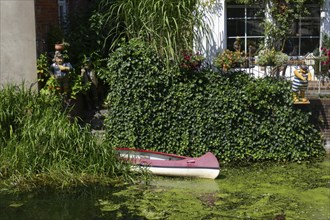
[
  {"x1": 132, "y1": 166, "x2": 220, "y2": 179},
  {"x1": 116, "y1": 148, "x2": 220, "y2": 179}
]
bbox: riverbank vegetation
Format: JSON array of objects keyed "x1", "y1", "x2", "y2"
[
  {"x1": 1, "y1": 38, "x2": 327, "y2": 191},
  {"x1": 2, "y1": 0, "x2": 327, "y2": 191},
  {"x1": 0, "y1": 85, "x2": 132, "y2": 192}
]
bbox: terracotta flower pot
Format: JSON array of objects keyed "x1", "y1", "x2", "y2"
[{"x1": 55, "y1": 44, "x2": 64, "y2": 51}]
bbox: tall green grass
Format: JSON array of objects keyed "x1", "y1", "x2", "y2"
[
  {"x1": 0, "y1": 85, "x2": 131, "y2": 190},
  {"x1": 95, "y1": 0, "x2": 211, "y2": 64}
]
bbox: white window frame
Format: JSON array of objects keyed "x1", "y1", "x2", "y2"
[
  {"x1": 226, "y1": 3, "x2": 320, "y2": 57},
  {"x1": 226, "y1": 4, "x2": 265, "y2": 55}
]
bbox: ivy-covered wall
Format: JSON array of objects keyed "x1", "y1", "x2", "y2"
[
  {"x1": 309, "y1": 98, "x2": 330, "y2": 152},
  {"x1": 100, "y1": 39, "x2": 326, "y2": 164}
]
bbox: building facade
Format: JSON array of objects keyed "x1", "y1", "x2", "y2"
[
  {"x1": 0, "y1": 0, "x2": 37, "y2": 88},
  {"x1": 198, "y1": 0, "x2": 330, "y2": 78},
  {"x1": 35, "y1": 0, "x2": 91, "y2": 55}
]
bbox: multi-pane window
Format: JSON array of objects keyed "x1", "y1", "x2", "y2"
[
  {"x1": 284, "y1": 5, "x2": 320, "y2": 56},
  {"x1": 227, "y1": 4, "x2": 265, "y2": 56},
  {"x1": 226, "y1": 3, "x2": 320, "y2": 57}
]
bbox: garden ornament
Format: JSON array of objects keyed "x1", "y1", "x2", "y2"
[
  {"x1": 81, "y1": 57, "x2": 100, "y2": 110},
  {"x1": 50, "y1": 51, "x2": 73, "y2": 94},
  {"x1": 292, "y1": 64, "x2": 311, "y2": 103},
  {"x1": 233, "y1": 36, "x2": 241, "y2": 52}
]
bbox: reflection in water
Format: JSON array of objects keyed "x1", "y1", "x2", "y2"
[
  {"x1": 150, "y1": 177, "x2": 220, "y2": 193},
  {"x1": 0, "y1": 157, "x2": 329, "y2": 220}
]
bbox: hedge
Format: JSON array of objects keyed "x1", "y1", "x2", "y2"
[{"x1": 101, "y1": 39, "x2": 325, "y2": 163}]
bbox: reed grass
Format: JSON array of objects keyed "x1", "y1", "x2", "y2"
[
  {"x1": 97, "y1": 0, "x2": 211, "y2": 64},
  {"x1": 0, "y1": 85, "x2": 131, "y2": 191}
]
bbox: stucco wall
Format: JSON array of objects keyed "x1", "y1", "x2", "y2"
[
  {"x1": 0, "y1": 0, "x2": 37, "y2": 88},
  {"x1": 196, "y1": 0, "x2": 226, "y2": 63},
  {"x1": 323, "y1": 0, "x2": 330, "y2": 37}
]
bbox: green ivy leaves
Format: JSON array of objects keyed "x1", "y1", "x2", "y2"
[{"x1": 103, "y1": 39, "x2": 325, "y2": 164}]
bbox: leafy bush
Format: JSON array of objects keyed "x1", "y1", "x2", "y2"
[
  {"x1": 179, "y1": 50, "x2": 205, "y2": 72},
  {"x1": 103, "y1": 39, "x2": 325, "y2": 164},
  {"x1": 213, "y1": 49, "x2": 243, "y2": 71},
  {"x1": 256, "y1": 48, "x2": 288, "y2": 67}
]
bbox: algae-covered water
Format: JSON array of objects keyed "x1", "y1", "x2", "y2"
[{"x1": 1, "y1": 157, "x2": 329, "y2": 220}]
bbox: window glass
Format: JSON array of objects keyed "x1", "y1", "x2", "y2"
[
  {"x1": 58, "y1": 0, "x2": 68, "y2": 28},
  {"x1": 227, "y1": 20, "x2": 245, "y2": 37},
  {"x1": 306, "y1": 5, "x2": 320, "y2": 18},
  {"x1": 247, "y1": 19, "x2": 263, "y2": 36},
  {"x1": 300, "y1": 38, "x2": 320, "y2": 54},
  {"x1": 227, "y1": 8, "x2": 245, "y2": 18},
  {"x1": 247, "y1": 8, "x2": 262, "y2": 18},
  {"x1": 284, "y1": 5, "x2": 320, "y2": 55},
  {"x1": 300, "y1": 19, "x2": 320, "y2": 36},
  {"x1": 227, "y1": 5, "x2": 264, "y2": 55},
  {"x1": 227, "y1": 38, "x2": 241, "y2": 51},
  {"x1": 284, "y1": 38, "x2": 299, "y2": 56},
  {"x1": 227, "y1": 3, "x2": 320, "y2": 57}
]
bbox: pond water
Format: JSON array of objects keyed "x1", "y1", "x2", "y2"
[{"x1": 1, "y1": 157, "x2": 329, "y2": 220}]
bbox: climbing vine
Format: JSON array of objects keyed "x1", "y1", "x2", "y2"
[
  {"x1": 226, "y1": 0, "x2": 324, "y2": 51},
  {"x1": 102, "y1": 39, "x2": 325, "y2": 164}
]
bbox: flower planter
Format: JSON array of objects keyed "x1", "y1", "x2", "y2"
[{"x1": 55, "y1": 44, "x2": 65, "y2": 51}]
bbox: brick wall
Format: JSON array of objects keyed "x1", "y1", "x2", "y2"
[
  {"x1": 35, "y1": 0, "x2": 59, "y2": 54},
  {"x1": 35, "y1": 0, "x2": 91, "y2": 55}
]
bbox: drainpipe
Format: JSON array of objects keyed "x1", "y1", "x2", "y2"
[{"x1": 319, "y1": 6, "x2": 326, "y2": 98}]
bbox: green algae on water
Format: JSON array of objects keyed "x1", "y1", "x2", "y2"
[
  {"x1": 105, "y1": 158, "x2": 330, "y2": 220},
  {"x1": 0, "y1": 158, "x2": 329, "y2": 220}
]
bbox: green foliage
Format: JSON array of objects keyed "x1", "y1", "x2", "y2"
[
  {"x1": 37, "y1": 53, "x2": 50, "y2": 78},
  {"x1": 256, "y1": 48, "x2": 289, "y2": 67},
  {"x1": 94, "y1": 0, "x2": 211, "y2": 65},
  {"x1": 179, "y1": 50, "x2": 205, "y2": 73},
  {"x1": 226, "y1": 0, "x2": 323, "y2": 52},
  {"x1": 0, "y1": 85, "x2": 131, "y2": 187},
  {"x1": 213, "y1": 49, "x2": 244, "y2": 71},
  {"x1": 100, "y1": 38, "x2": 170, "y2": 148},
  {"x1": 313, "y1": 33, "x2": 330, "y2": 78},
  {"x1": 261, "y1": 0, "x2": 323, "y2": 51},
  {"x1": 38, "y1": 51, "x2": 91, "y2": 99},
  {"x1": 102, "y1": 40, "x2": 325, "y2": 164}
]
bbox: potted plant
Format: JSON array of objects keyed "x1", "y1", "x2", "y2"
[
  {"x1": 213, "y1": 49, "x2": 243, "y2": 71},
  {"x1": 256, "y1": 48, "x2": 288, "y2": 67},
  {"x1": 55, "y1": 39, "x2": 70, "y2": 51},
  {"x1": 180, "y1": 50, "x2": 205, "y2": 72}
]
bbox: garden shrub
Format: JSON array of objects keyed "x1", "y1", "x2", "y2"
[{"x1": 103, "y1": 39, "x2": 325, "y2": 163}]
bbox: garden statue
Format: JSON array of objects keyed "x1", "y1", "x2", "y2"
[
  {"x1": 292, "y1": 64, "x2": 311, "y2": 103},
  {"x1": 50, "y1": 51, "x2": 73, "y2": 95},
  {"x1": 81, "y1": 57, "x2": 99, "y2": 110},
  {"x1": 233, "y1": 36, "x2": 241, "y2": 52}
]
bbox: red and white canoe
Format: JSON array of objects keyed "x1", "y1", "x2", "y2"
[{"x1": 116, "y1": 148, "x2": 220, "y2": 179}]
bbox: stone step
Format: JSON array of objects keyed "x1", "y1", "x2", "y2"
[
  {"x1": 80, "y1": 108, "x2": 108, "y2": 131},
  {"x1": 308, "y1": 81, "x2": 330, "y2": 91},
  {"x1": 306, "y1": 90, "x2": 330, "y2": 99}
]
